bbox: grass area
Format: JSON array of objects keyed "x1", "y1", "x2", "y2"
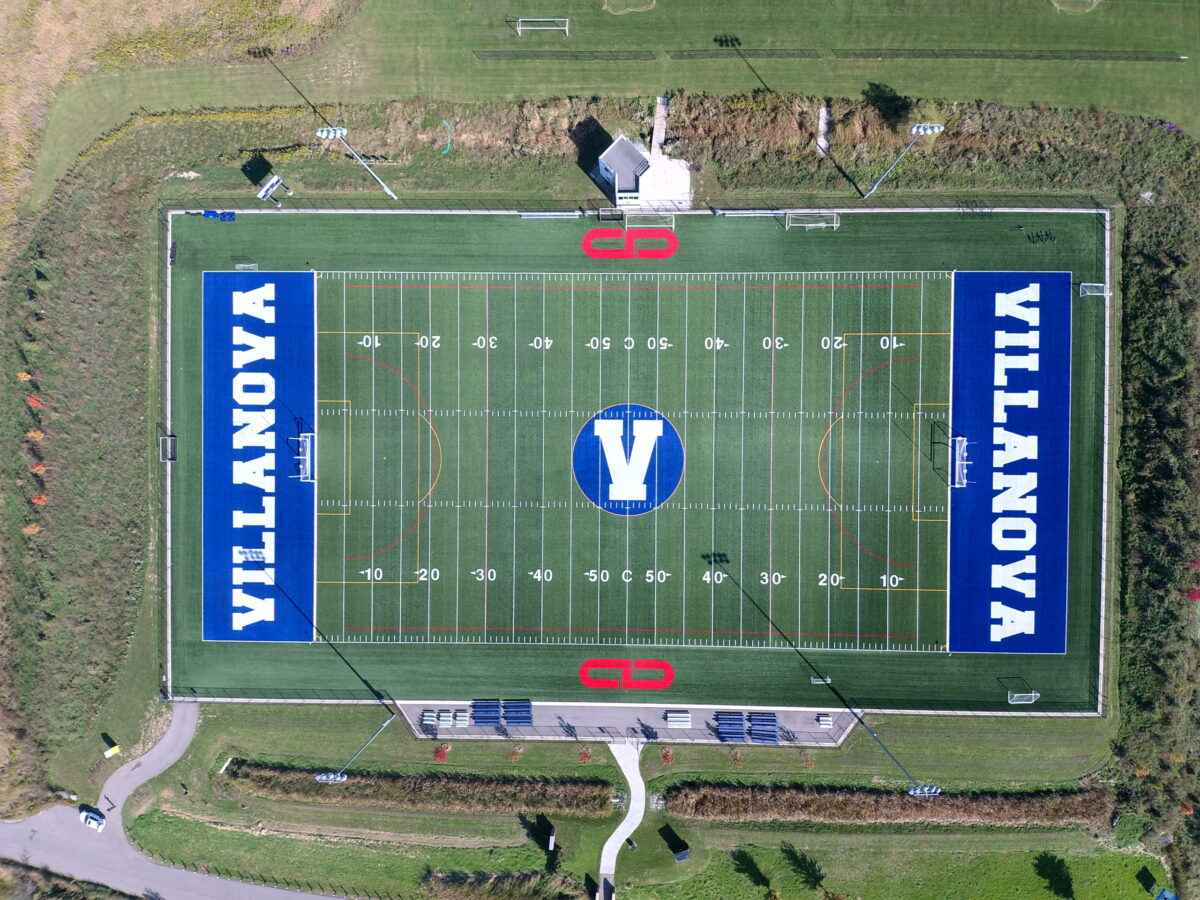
[
  {"x1": 127, "y1": 703, "x2": 619, "y2": 892},
  {"x1": 130, "y1": 702, "x2": 1127, "y2": 895},
  {"x1": 128, "y1": 810, "x2": 551, "y2": 897},
  {"x1": 641, "y1": 713, "x2": 1117, "y2": 789},
  {"x1": 618, "y1": 809, "x2": 1168, "y2": 899},
  {"x1": 33, "y1": 0, "x2": 1200, "y2": 205}
]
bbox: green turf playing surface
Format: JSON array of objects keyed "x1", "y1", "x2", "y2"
[
  {"x1": 167, "y1": 209, "x2": 1110, "y2": 711},
  {"x1": 314, "y1": 270, "x2": 951, "y2": 651}
]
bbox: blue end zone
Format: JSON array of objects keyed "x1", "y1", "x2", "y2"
[
  {"x1": 948, "y1": 272, "x2": 1072, "y2": 654},
  {"x1": 202, "y1": 272, "x2": 315, "y2": 641}
]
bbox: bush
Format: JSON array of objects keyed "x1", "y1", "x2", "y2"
[{"x1": 223, "y1": 758, "x2": 615, "y2": 817}]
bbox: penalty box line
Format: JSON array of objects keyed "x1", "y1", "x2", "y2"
[{"x1": 835, "y1": 330, "x2": 951, "y2": 593}]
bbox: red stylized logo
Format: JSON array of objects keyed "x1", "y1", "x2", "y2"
[
  {"x1": 582, "y1": 228, "x2": 678, "y2": 260},
  {"x1": 578, "y1": 658, "x2": 675, "y2": 690}
]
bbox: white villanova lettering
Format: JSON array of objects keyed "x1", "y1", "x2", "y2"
[
  {"x1": 229, "y1": 284, "x2": 277, "y2": 631},
  {"x1": 594, "y1": 418, "x2": 662, "y2": 501},
  {"x1": 989, "y1": 284, "x2": 1041, "y2": 642}
]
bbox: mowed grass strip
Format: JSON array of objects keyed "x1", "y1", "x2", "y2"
[
  {"x1": 664, "y1": 783, "x2": 1113, "y2": 828},
  {"x1": 128, "y1": 809, "x2": 549, "y2": 897},
  {"x1": 224, "y1": 758, "x2": 616, "y2": 816}
]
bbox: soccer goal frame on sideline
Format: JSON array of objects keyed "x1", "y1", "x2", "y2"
[
  {"x1": 786, "y1": 212, "x2": 841, "y2": 230},
  {"x1": 515, "y1": 17, "x2": 569, "y2": 36}
]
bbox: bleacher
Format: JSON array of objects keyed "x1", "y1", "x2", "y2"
[
  {"x1": 503, "y1": 699, "x2": 534, "y2": 727},
  {"x1": 471, "y1": 699, "x2": 502, "y2": 727},
  {"x1": 713, "y1": 711, "x2": 747, "y2": 743},
  {"x1": 748, "y1": 712, "x2": 780, "y2": 744}
]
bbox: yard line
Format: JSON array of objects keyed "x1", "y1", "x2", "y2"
[
  {"x1": 596, "y1": 276, "x2": 603, "y2": 642},
  {"x1": 654, "y1": 273, "x2": 661, "y2": 642},
  {"x1": 710, "y1": 277, "x2": 718, "y2": 643},
  {"x1": 855, "y1": 273, "x2": 866, "y2": 646},
  {"x1": 739, "y1": 274, "x2": 748, "y2": 643},
  {"x1": 512, "y1": 277, "x2": 518, "y2": 639},
  {"x1": 768, "y1": 273, "x2": 777, "y2": 640},
  {"x1": 370, "y1": 281, "x2": 377, "y2": 637},
  {"x1": 568, "y1": 274, "x2": 575, "y2": 644},
  {"x1": 341, "y1": 276, "x2": 349, "y2": 639},
  {"x1": 885, "y1": 277, "x2": 895, "y2": 650},
  {"x1": 825, "y1": 277, "x2": 835, "y2": 649},
  {"x1": 916, "y1": 273, "x2": 926, "y2": 646},
  {"x1": 483, "y1": 278, "x2": 491, "y2": 632},
  {"x1": 426, "y1": 273, "x2": 434, "y2": 641},
  {"x1": 455, "y1": 275, "x2": 462, "y2": 640},
  {"x1": 681, "y1": 274, "x2": 688, "y2": 642},
  {"x1": 625, "y1": 274, "x2": 632, "y2": 642},
  {"x1": 797, "y1": 273, "x2": 806, "y2": 646},
  {"x1": 540, "y1": 273, "x2": 547, "y2": 640}
]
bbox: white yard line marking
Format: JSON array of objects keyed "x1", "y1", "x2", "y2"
[
  {"x1": 540, "y1": 274, "x2": 547, "y2": 640},
  {"x1": 710, "y1": 278, "x2": 718, "y2": 643},
  {"x1": 738, "y1": 274, "x2": 747, "y2": 642},
  {"x1": 456, "y1": 275, "x2": 462, "y2": 640},
  {"x1": 568, "y1": 274, "x2": 575, "y2": 642}
]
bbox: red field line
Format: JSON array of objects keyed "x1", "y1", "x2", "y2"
[{"x1": 342, "y1": 625, "x2": 916, "y2": 639}]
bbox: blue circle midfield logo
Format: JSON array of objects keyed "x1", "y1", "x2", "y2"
[{"x1": 572, "y1": 404, "x2": 684, "y2": 516}]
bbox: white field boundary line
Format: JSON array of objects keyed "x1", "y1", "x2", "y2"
[
  {"x1": 1095, "y1": 207, "x2": 1113, "y2": 717},
  {"x1": 164, "y1": 212, "x2": 175, "y2": 697},
  {"x1": 164, "y1": 206, "x2": 1109, "y2": 217}
]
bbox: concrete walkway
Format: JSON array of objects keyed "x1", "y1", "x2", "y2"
[
  {"x1": 597, "y1": 739, "x2": 646, "y2": 900},
  {"x1": 0, "y1": 702, "x2": 307, "y2": 899}
]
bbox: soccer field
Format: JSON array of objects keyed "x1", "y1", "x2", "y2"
[
  {"x1": 314, "y1": 270, "x2": 951, "y2": 652},
  {"x1": 168, "y1": 209, "x2": 1111, "y2": 712}
]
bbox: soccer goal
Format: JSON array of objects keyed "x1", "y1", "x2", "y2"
[
  {"x1": 950, "y1": 436, "x2": 970, "y2": 488},
  {"x1": 625, "y1": 212, "x2": 675, "y2": 230},
  {"x1": 597, "y1": 207, "x2": 624, "y2": 223},
  {"x1": 1007, "y1": 690, "x2": 1041, "y2": 705},
  {"x1": 515, "y1": 17, "x2": 569, "y2": 36},
  {"x1": 1079, "y1": 282, "x2": 1111, "y2": 297},
  {"x1": 295, "y1": 432, "x2": 316, "y2": 483},
  {"x1": 786, "y1": 212, "x2": 840, "y2": 231}
]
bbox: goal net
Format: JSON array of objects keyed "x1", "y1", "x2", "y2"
[
  {"x1": 1079, "y1": 283, "x2": 1110, "y2": 297},
  {"x1": 515, "y1": 17, "x2": 569, "y2": 35},
  {"x1": 295, "y1": 432, "x2": 316, "y2": 483},
  {"x1": 626, "y1": 212, "x2": 675, "y2": 230},
  {"x1": 950, "y1": 436, "x2": 970, "y2": 488},
  {"x1": 786, "y1": 212, "x2": 840, "y2": 231},
  {"x1": 1007, "y1": 690, "x2": 1041, "y2": 705}
]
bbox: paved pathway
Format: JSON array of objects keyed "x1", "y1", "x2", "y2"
[
  {"x1": 0, "y1": 702, "x2": 305, "y2": 899},
  {"x1": 597, "y1": 739, "x2": 646, "y2": 900}
]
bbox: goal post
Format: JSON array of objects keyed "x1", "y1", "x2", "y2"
[
  {"x1": 786, "y1": 212, "x2": 840, "y2": 231},
  {"x1": 296, "y1": 432, "x2": 316, "y2": 483},
  {"x1": 515, "y1": 17, "x2": 569, "y2": 36},
  {"x1": 625, "y1": 211, "x2": 675, "y2": 230},
  {"x1": 950, "y1": 436, "x2": 970, "y2": 488},
  {"x1": 1007, "y1": 690, "x2": 1041, "y2": 705}
]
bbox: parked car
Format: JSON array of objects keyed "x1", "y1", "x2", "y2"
[{"x1": 79, "y1": 809, "x2": 106, "y2": 833}]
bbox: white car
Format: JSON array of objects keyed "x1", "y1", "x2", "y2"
[{"x1": 79, "y1": 809, "x2": 106, "y2": 833}]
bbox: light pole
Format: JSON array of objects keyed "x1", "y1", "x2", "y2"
[
  {"x1": 861, "y1": 123, "x2": 944, "y2": 199},
  {"x1": 316, "y1": 126, "x2": 398, "y2": 200},
  {"x1": 315, "y1": 712, "x2": 397, "y2": 783}
]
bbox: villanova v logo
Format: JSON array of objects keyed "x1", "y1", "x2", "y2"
[{"x1": 572, "y1": 404, "x2": 684, "y2": 515}]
